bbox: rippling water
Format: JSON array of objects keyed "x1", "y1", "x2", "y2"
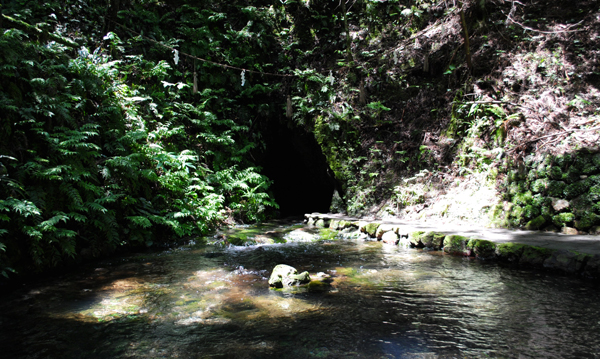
[{"x1": 1, "y1": 221, "x2": 599, "y2": 359}]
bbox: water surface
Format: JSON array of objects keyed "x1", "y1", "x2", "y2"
[{"x1": 1, "y1": 221, "x2": 599, "y2": 358}]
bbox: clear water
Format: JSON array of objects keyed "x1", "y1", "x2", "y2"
[{"x1": 1, "y1": 221, "x2": 599, "y2": 359}]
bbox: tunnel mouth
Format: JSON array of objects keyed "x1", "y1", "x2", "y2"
[{"x1": 258, "y1": 118, "x2": 335, "y2": 217}]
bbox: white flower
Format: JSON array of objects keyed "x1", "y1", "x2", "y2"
[
  {"x1": 241, "y1": 70, "x2": 246, "y2": 87},
  {"x1": 173, "y1": 49, "x2": 179, "y2": 65}
]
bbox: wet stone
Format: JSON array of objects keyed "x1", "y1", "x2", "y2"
[
  {"x1": 381, "y1": 231, "x2": 400, "y2": 245},
  {"x1": 519, "y1": 246, "x2": 555, "y2": 267},
  {"x1": 543, "y1": 250, "x2": 591, "y2": 274},
  {"x1": 268, "y1": 264, "x2": 311, "y2": 288}
]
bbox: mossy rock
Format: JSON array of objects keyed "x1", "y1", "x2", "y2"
[
  {"x1": 495, "y1": 243, "x2": 526, "y2": 262},
  {"x1": 552, "y1": 212, "x2": 575, "y2": 227},
  {"x1": 547, "y1": 181, "x2": 566, "y2": 197},
  {"x1": 338, "y1": 220, "x2": 356, "y2": 230},
  {"x1": 562, "y1": 166, "x2": 581, "y2": 184},
  {"x1": 543, "y1": 250, "x2": 591, "y2": 274},
  {"x1": 362, "y1": 222, "x2": 381, "y2": 237},
  {"x1": 570, "y1": 195, "x2": 594, "y2": 216},
  {"x1": 525, "y1": 215, "x2": 546, "y2": 230},
  {"x1": 269, "y1": 264, "x2": 311, "y2": 288},
  {"x1": 564, "y1": 180, "x2": 591, "y2": 199},
  {"x1": 467, "y1": 239, "x2": 496, "y2": 259},
  {"x1": 582, "y1": 156, "x2": 598, "y2": 174},
  {"x1": 548, "y1": 166, "x2": 563, "y2": 180},
  {"x1": 443, "y1": 235, "x2": 470, "y2": 256},
  {"x1": 588, "y1": 185, "x2": 600, "y2": 202},
  {"x1": 419, "y1": 231, "x2": 446, "y2": 249},
  {"x1": 527, "y1": 168, "x2": 538, "y2": 182},
  {"x1": 519, "y1": 246, "x2": 555, "y2": 267},
  {"x1": 582, "y1": 254, "x2": 600, "y2": 279},
  {"x1": 532, "y1": 195, "x2": 551, "y2": 207},
  {"x1": 522, "y1": 205, "x2": 540, "y2": 220},
  {"x1": 315, "y1": 218, "x2": 330, "y2": 228},
  {"x1": 408, "y1": 231, "x2": 426, "y2": 248},
  {"x1": 531, "y1": 179, "x2": 549, "y2": 193},
  {"x1": 329, "y1": 220, "x2": 341, "y2": 230},
  {"x1": 555, "y1": 154, "x2": 572, "y2": 170},
  {"x1": 574, "y1": 213, "x2": 600, "y2": 231},
  {"x1": 513, "y1": 191, "x2": 534, "y2": 206},
  {"x1": 510, "y1": 205, "x2": 524, "y2": 226}
]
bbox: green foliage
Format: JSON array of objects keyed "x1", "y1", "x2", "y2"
[{"x1": 0, "y1": 1, "x2": 282, "y2": 275}]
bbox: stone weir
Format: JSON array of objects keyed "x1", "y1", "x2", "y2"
[{"x1": 304, "y1": 213, "x2": 600, "y2": 280}]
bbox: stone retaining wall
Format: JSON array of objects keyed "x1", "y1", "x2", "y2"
[{"x1": 305, "y1": 213, "x2": 600, "y2": 280}]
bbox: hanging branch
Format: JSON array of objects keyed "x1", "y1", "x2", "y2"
[{"x1": 107, "y1": 18, "x2": 294, "y2": 78}]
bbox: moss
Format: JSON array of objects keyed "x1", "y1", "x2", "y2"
[
  {"x1": 522, "y1": 205, "x2": 540, "y2": 220},
  {"x1": 562, "y1": 166, "x2": 581, "y2": 184},
  {"x1": 408, "y1": 231, "x2": 425, "y2": 247},
  {"x1": 548, "y1": 166, "x2": 563, "y2": 180},
  {"x1": 588, "y1": 185, "x2": 600, "y2": 202},
  {"x1": 556, "y1": 154, "x2": 572, "y2": 170},
  {"x1": 564, "y1": 180, "x2": 591, "y2": 199},
  {"x1": 510, "y1": 205, "x2": 524, "y2": 226},
  {"x1": 513, "y1": 191, "x2": 533, "y2": 206},
  {"x1": 552, "y1": 212, "x2": 575, "y2": 227},
  {"x1": 318, "y1": 228, "x2": 338, "y2": 240},
  {"x1": 547, "y1": 181, "x2": 566, "y2": 197},
  {"x1": 495, "y1": 243, "x2": 526, "y2": 262},
  {"x1": 307, "y1": 280, "x2": 330, "y2": 293},
  {"x1": 467, "y1": 239, "x2": 496, "y2": 258},
  {"x1": 531, "y1": 179, "x2": 548, "y2": 193},
  {"x1": 443, "y1": 235, "x2": 469, "y2": 255},
  {"x1": 574, "y1": 213, "x2": 600, "y2": 231},
  {"x1": 363, "y1": 222, "x2": 380, "y2": 237},
  {"x1": 420, "y1": 231, "x2": 446, "y2": 249},
  {"x1": 525, "y1": 215, "x2": 546, "y2": 230}
]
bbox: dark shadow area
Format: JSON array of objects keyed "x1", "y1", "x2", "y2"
[{"x1": 259, "y1": 118, "x2": 335, "y2": 217}]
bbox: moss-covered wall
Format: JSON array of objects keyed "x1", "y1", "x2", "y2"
[{"x1": 495, "y1": 150, "x2": 600, "y2": 232}]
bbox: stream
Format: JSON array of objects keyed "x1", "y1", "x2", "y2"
[{"x1": 1, "y1": 219, "x2": 599, "y2": 359}]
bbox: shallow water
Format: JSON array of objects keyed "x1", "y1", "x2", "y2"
[{"x1": 1, "y1": 221, "x2": 600, "y2": 359}]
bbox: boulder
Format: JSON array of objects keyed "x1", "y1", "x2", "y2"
[
  {"x1": 268, "y1": 264, "x2": 311, "y2": 288},
  {"x1": 561, "y1": 227, "x2": 579, "y2": 235},
  {"x1": 495, "y1": 243, "x2": 526, "y2": 262},
  {"x1": 408, "y1": 231, "x2": 425, "y2": 248},
  {"x1": 376, "y1": 224, "x2": 396, "y2": 239},
  {"x1": 467, "y1": 239, "x2": 496, "y2": 259},
  {"x1": 420, "y1": 231, "x2": 446, "y2": 249},
  {"x1": 361, "y1": 222, "x2": 381, "y2": 238},
  {"x1": 381, "y1": 231, "x2": 400, "y2": 245},
  {"x1": 519, "y1": 246, "x2": 554, "y2": 267},
  {"x1": 525, "y1": 215, "x2": 546, "y2": 230},
  {"x1": 551, "y1": 198, "x2": 570, "y2": 212},
  {"x1": 543, "y1": 250, "x2": 590, "y2": 274},
  {"x1": 582, "y1": 254, "x2": 600, "y2": 279},
  {"x1": 443, "y1": 235, "x2": 470, "y2": 256}
]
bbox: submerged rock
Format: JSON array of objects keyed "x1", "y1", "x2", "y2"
[{"x1": 268, "y1": 264, "x2": 311, "y2": 288}]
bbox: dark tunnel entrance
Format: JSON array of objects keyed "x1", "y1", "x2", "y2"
[{"x1": 259, "y1": 119, "x2": 335, "y2": 217}]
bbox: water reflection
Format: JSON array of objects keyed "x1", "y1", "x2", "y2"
[{"x1": 0, "y1": 221, "x2": 599, "y2": 358}]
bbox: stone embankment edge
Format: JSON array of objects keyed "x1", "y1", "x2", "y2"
[{"x1": 305, "y1": 213, "x2": 600, "y2": 280}]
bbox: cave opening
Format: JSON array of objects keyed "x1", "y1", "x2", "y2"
[{"x1": 259, "y1": 119, "x2": 335, "y2": 217}]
